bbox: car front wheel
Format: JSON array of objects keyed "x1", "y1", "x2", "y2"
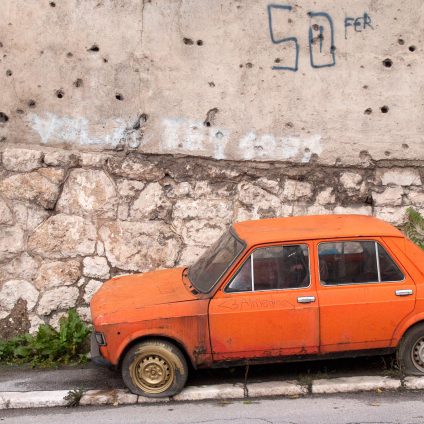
[
  {"x1": 121, "y1": 339, "x2": 188, "y2": 397},
  {"x1": 398, "y1": 323, "x2": 424, "y2": 375}
]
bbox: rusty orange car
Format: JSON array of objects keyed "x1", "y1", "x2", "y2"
[{"x1": 90, "y1": 214, "x2": 424, "y2": 397}]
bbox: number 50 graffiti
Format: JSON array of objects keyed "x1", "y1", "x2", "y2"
[{"x1": 268, "y1": 4, "x2": 336, "y2": 71}]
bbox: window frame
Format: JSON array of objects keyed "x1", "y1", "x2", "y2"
[
  {"x1": 224, "y1": 242, "x2": 312, "y2": 294},
  {"x1": 317, "y1": 239, "x2": 405, "y2": 287}
]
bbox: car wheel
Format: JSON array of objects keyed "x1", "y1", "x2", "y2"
[
  {"x1": 398, "y1": 323, "x2": 424, "y2": 375},
  {"x1": 121, "y1": 339, "x2": 188, "y2": 397}
]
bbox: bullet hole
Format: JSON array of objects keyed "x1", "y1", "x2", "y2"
[
  {"x1": 73, "y1": 78, "x2": 83, "y2": 87},
  {"x1": 16, "y1": 109, "x2": 24, "y2": 114},
  {"x1": 28, "y1": 99, "x2": 36, "y2": 108},
  {"x1": 288, "y1": 18, "x2": 293, "y2": 23},
  {"x1": 208, "y1": 81, "x2": 215, "y2": 87},
  {"x1": 215, "y1": 131, "x2": 224, "y2": 139},
  {"x1": 360, "y1": 65, "x2": 364, "y2": 68},
  {"x1": 196, "y1": 40, "x2": 203, "y2": 46},
  {"x1": 56, "y1": 89, "x2": 64, "y2": 99},
  {"x1": 203, "y1": 107, "x2": 218, "y2": 127},
  {"x1": 304, "y1": 147, "x2": 310, "y2": 153},
  {"x1": 384, "y1": 151, "x2": 391, "y2": 156},
  {"x1": 383, "y1": 58, "x2": 392, "y2": 68},
  {"x1": 183, "y1": 38, "x2": 193, "y2": 45},
  {"x1": 363, "y1": 85, "x2": 368, "y2": 89},
  {"x1": 132, "y1": 113, "x2": 147, "y2": 130},
  {"x1": 0, "y1": 42, "x2": 3, "y2": 48},
  {"x1": 380, "y1": 105, "x2": 389, "y2": 113},
  {"x1": 285, "y1": 122, "x2": 294, "y2": 128},
  {"x1": 402, "y1": 143, "x2": 409, "y2": 149},
  {"x1": 246, "y1": 62, "x2": 253, "y2": 68},
  {"x1": 398, "y1": 38, "x2": 405, "y2": 45},
  {"x1": 312, "y1": 23, "x2": 319, "y2": 31},
  {"x1": 409, "y1": 45, "x2": 416, "y2": 52},
  {"x1": 330, "y1": 46, "x2": 336, "y2": 53},
  {"x1": 6, "y1": 69, "x2": 12, "y2": 76},
  {"x1": 364, "y1": 108, "x2": 372, "y2": 115},
  {"x1": 0, "y1": 112, "x2": 9, "y2": 123},
  {"x1": 115, "y1": 93, "x2": 124, "y2": 101},
  {"x1": 103, "y1": 57, "x2": 108, "y2": 63},
  {"x1": 274, "y1": 58, "x2": 281, "y2": 63},
  {"x1": 239, "y1": 64, "x2": 243, "y2": 68},
  {"x1": 66, "y1": 52, "x2": 73, "y2": 58},
  {"x1": 0, "y1": 136, "x2": 6, "y2": 142},
  {"x1": 87, "y1": 44, "x2": 99, "y2": 52},
  {"x1": 49, "y1": 1, "x2": 56, "y2": 7}
]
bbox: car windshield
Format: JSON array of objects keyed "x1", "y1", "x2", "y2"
[{"x1": 188, "y1": 228, "x2": 245, "y2": 293}]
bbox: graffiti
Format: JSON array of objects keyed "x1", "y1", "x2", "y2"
[
  {"x1": 267, "y1": 4, "x2": 299, "y2": 71},
  {"x1": 344, "y1": 13, "x2": 373, "y2": 39},
  {"x1": 308, "y1": 12, "x2": 336, "y2": 68},
  {"x1": 267, "y1": 4, "x2": 373, "y2": 71}
]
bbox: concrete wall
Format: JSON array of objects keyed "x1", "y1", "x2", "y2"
[{"x1": 0, "y1": 0, "x2": 423, "y2": 337}]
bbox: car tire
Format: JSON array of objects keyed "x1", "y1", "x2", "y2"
[
  {"x1": 398, "y1": 323, "x2": 424, "y2": 375},
  {"x1": 121, "y1": 339, "x2": 188, "y2": 397}
]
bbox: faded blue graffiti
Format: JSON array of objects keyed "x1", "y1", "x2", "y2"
[{"x1": 267, "y1": 4, "x2": 299, "y2": 71}]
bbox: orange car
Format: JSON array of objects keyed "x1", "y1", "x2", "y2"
[{"x1": 90, "y1": 214, "x2": 424, "y2": 397}]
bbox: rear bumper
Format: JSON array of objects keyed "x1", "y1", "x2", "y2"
[{"x1": 90, "y1": 332, "x2": 112, "y2": 367}]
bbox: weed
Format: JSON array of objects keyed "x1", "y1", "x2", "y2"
[
  {"x1": 402, "y1": 207, "x2": 424, "y2": 250},
  {"x1": 0, "y1": 310, "x2": 91, "y2": 367},
  {"x1": 64, "y1": 388, "x2": 86, "y2": 407}
]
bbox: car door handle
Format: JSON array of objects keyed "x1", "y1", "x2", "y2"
[
  {"x1": 395, "y1": 289, "x2": 413, "y2": 296},
  {"x1": 297, "y1": 296, "x2": 316, "y2": 304}
]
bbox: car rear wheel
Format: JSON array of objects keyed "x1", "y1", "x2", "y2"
[
  {"x1": 398, "y1": 323, "x2": 424, "y2": 375},
  {"x1": 122, "y1": 339, "x2": 188, "y2": 397}
]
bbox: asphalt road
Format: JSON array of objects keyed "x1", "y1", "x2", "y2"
[{"x1": 2, "y1": 392, "x2": 424, "y2": 424}]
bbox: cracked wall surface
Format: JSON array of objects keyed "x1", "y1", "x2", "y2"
[{"x1": 0, "y1": 0, "x2": 423, "y2": 335}]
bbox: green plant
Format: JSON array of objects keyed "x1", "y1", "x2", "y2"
[
  {"x1": 64, "y1": 388, "x2": 86, "y2": 407},
  {"x1": 0, "y1": 309, "x2": 91, "y2": 367},
  {"x1": 403, "y1": 207, "x2": 424, "y2": 250}
]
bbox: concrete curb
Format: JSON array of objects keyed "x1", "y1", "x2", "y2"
[{"x1": 1, "y1": 376, "x2": 424, "y2": 410}]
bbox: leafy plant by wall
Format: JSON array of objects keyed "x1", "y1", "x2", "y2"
[
  {"x1": 0, "y1": 310, "x2": 90, "y2": 366},
  {"x1": 403, "y1": 207, "x2": 424, "y2": 250}
]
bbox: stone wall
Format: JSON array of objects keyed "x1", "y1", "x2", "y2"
[{"x1": 0, "y1": 145, "x2": 423, "y2": 337}]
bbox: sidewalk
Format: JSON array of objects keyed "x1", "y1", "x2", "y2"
[{"x1": 1, "y1": 360, "x2": 424, "y2": 410}]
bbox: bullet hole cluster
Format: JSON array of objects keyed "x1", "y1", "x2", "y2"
[
  {"x1": 383, "y1": 58, "x2": 392, "y2": 68},
  {"x1": 183, "y1": 38, "x2": 203, "y2": 46},
  {"x1": 380, "y1": 105, "x2": 389, "y2": 113},
  {"x1": 115, "y1": 93, "x2": 124, "y2": 101},
  {"x1": 56, "y1": 89, "x2": 64, "y2": 99},
  {"x1": 88, "y1": 44, "x2": 100, "y2": 52},
  {"x1": 0, "y1": 112, "x2": 9, "y2": 123},
  {"x1": 6, "y1": 69, "x2": 12, "y2": 76}
]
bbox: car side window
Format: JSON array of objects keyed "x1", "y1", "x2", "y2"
[
  {"x1": 226, "y1": 244, "x2": 310, "y2": 293},
  {"x1": 318, "y1": 240, "x2": 404, "y2": 285}
]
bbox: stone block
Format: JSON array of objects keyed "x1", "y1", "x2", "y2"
[{"x1": 2, "y1": 148, "x2": 42, "y2": 172}]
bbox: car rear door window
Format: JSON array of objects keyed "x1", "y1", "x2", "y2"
[
  {"x1": 318, "y1": 241, "x2": 404, "y2": 285},
  {"x1": 226, "y1": 244, "x2": 310, "y2": 292}
]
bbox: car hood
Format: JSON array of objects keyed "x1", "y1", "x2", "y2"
[{"x1": 91, "y1": 267, "x2": 197, "y2": 320}]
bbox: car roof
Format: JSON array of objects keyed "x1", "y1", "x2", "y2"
[{"x1": 232, "y1": 214, "x2": 404, "y2": 245}]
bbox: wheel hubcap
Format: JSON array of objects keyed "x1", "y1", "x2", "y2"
[
  {"x1": 130, "y1": 353, "x2": 174, "y2": 394},
  {"x1": 411, "y1": 337, "x2": 424, "y2": 372}
]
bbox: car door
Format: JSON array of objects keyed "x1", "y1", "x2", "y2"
[
  {"x1": 208, "y1": 242, "x2": 319, "y2": 361},
  {"x1": 316, "y1": 238, "x2": 416, "y2": 353}
]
